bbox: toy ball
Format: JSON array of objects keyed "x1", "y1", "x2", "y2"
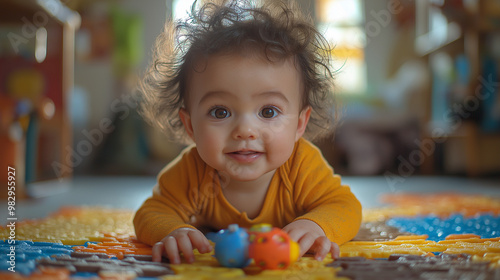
[
  {"x1": 248, "y1": 224, "x2": 299, "y2": 270},
  {"x1": 207, "y1": 224, "x2": 251, "y2": 268}
]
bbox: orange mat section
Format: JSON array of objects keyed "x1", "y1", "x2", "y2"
[{"x1": 0, "y1": 193, "x2": 499, "y2": 279}]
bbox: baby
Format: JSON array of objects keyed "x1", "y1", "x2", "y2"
[{"x1": 134, "y1": 0, "x2": 362, "y2": 264}]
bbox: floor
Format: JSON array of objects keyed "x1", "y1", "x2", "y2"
[
  {"x1": 1, "y1": 175, "x2": 500, "y2": 279},
  {"x1": 2, "y1": 175, "x2": 500, "y2": 221}
]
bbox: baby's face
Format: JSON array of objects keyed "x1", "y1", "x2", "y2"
[{"x1": 180, "y1": 52, "x2": 310, "y2": 182}]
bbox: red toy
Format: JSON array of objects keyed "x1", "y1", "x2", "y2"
[{"x1": 247, "y1": 224, "x2": 299, "y2": 270}]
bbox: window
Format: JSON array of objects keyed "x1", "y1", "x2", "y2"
[
  {"x1": 316, "y1": 0, "x2": 366, "y2": 94},
  {"x1": 172, "y1": 0, "x2": 196, "y2": 21}
]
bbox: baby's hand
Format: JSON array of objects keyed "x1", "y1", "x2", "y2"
[
  {"x1": 152, "y1": 227, "x2": 213, "y2": 264},
  {"x1": 282, "y1": 220, "x2": 340, "y2": 261}
]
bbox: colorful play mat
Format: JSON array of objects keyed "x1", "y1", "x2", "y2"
[{"x1": 1, "y1": 192, "x2": 499, "y2": 279}]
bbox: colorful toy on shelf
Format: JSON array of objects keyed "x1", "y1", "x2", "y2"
[
  {"x1": 207, "y1": 224, "x2": 250, "y2": 268},
  {"x1": 248, "y1": 224, "x2": 299, "y2": 270},
  {"x1": 207, "y1": 224, "x2": 299, "y2": 270},
  {"x1": 7, "y1": 68, "x2": 45, "y2": 103}
]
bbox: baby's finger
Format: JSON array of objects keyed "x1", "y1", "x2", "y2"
[
  {"x1": 164, "y1": 236, "x2": 181, "y2": 264},
  {"x1": 297, "y1": 233, "x2": 316, "y2": 257},
  {"x1": 283, "y1": 228, "x2": 302, "y2": 243},
  {"x1": 187, "y1": 230, "x2": 212, "y2": 254},
  {"x1": 312, "y1": 237, "x2": 330, "y2": 261},
  {"x1": 177, "y1": 234, "x2": 195, "y2": 263},
  {"x1": 330, "y1": 242, "x2": 340, "y2": 259},
  {"x1": 152, "y1": 242, "x2": 164, "y2": 262}
]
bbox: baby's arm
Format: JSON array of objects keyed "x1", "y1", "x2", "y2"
[
  {"x1": 284, "y1": 182, "x2": 359, "y2": 261},
  {"x1": 135, "y1": 146, "x2": 215, "y2": 263},
  {"x1": 281, "y1": 140, "x2": 361, "y2": 260},
  {"x1": 152, "y1": 227, "x2": 212, "y2": 264},
  {"x1": 134, "y1": 195, "x2": 212, "y2": 263},
  {"x1": 282, "y1": 219, "x2": 340, "y2": 260}
]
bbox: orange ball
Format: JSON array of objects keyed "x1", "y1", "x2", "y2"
[{"x1": 248, "y1": 224, "x2": 299, "y2": 270}]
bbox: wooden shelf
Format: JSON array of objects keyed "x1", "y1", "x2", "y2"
[
  {"x1": 0, "y1": 0, "x2": 80, "y2": 193},
  {"x1": 415, "y1": 22, "x2": 462, "y2": 56},
  {"x1": 416, "y1": 0, "x2": 500, "y2": 176}
]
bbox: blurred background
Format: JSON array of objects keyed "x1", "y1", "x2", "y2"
[{"x1": 1, "y1": 0, "x2": 500, "y2": 196}]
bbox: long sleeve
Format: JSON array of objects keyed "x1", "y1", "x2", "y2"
[
  {"x1": 282, "y1": 139, "x2": 362, "y2": 245},
  {"x1": 133, "y1": 146, "x2": 206, "y2": 246},
  {"x1": 134, "y1": 138, "x2": 362, "y2": 246}
]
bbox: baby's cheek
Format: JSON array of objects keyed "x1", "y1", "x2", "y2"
[{"x1": 267, "y1": 135, "x2": 295, "y2": 162}]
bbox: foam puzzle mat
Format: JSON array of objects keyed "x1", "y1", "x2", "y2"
[{"x1": 1, "y1": 192, "x2": 499, "y2": 279}]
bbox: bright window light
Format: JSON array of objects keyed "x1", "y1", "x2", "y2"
[{"x1": 316, "y1": 0, "x2": 366, "y2": 94}]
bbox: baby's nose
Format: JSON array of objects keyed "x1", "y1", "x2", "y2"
[{"x1": 232, "y1": 117, "x2": 258, "y2": 140}]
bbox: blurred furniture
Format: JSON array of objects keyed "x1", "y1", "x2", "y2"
[
  {"x1": 416, "y1": 0, "x2": 500, "y2": 176},
  {"x1": 0, "y1": 0, "x2": 80, "y2": 194}
]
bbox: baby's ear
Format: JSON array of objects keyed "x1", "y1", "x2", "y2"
[
  {"x1": 295, "y1": 106, "x2": 311, "y2": 141},
  {"x1": 179, "y1": 108, "x2": 195, "y2": 141}
]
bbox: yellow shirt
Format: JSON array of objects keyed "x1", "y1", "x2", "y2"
[{"x1": 134, "y1": 138, "x2": 362, "y2": 246}]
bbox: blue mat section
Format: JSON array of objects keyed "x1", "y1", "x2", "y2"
[
  {"x1": 0, "y1": 241, "x2": 165, "y2": 278},
  {"x1": 387, "y1": 214, "x2": 500, "y2": 241},
  {"x1": 0, "y1": 240, "x2": 73, "y2": 275}
]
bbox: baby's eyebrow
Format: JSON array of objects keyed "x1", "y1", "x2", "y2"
[
  {"x1": 198, "y1": 91, "x2": 230, "y2": 106},
  {"x1": 198, "y1": 90, "x2": 290, "y2": 106},
  {"x1": 256, "y1": 91, "x2": 290, "y2": 105}
]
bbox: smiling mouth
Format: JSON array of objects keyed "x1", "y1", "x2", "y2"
[
  {"x1": 227, "y1": 150, "x2": 262, "y2": 163},
  {"x1": 231, "y1": 151, "x2": 258, "y2": 155}
]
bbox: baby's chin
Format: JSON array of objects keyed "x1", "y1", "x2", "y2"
[{"x1": 216, "y1": 168, "x2": 277, "y2": 184}]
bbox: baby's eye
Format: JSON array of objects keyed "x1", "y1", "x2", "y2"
[
  {"x1": 260, "y1": 106, "x2": 279, "y2": 119},
  {"x1": 210, "y1": 107, "x2": 231, "y2": 119}
]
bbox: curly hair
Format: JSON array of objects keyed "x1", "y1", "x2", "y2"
[{"x1": 139, "y1": 0, "x2": 337, "y2": 144}]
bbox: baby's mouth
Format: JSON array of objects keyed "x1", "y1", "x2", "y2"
[
  {"x1": 227, "y1": 150, "x2": 262, "y2": 162},
  {"x1": 231, "y1": 151, "x2": 257, "y2": 155}
]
